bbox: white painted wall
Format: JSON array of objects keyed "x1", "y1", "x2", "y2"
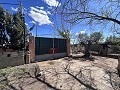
[{"x1": 35, "y1": 53, "x2": 67, "y2": 61}]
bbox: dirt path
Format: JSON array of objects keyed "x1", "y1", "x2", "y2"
[{"x1": 0, "y1": 55, "x2": 120, "y2": 90}]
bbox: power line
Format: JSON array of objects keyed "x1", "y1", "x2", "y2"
[{"x1": 39, "y1": 34, "x2": 53, "y2": 36}]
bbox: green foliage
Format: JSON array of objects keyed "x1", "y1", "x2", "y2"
[
  {"x1": 78, "y1": 33, "x2": 89, "y2": 44},
  {"x1": 90, "y1": 32, "x2": 104, "y2": 43},
  {"x1": 0, "y1": 7, "x2": 5, "y2": 25},
  {"x1": 10, "y1": 13, "x2": 25, "y2": 49},
  {"x1": 105, "y1": 35, "x2": 120, "y2": 53},
  {"x1": 106, "y1": 35, "x2": 120, "y2": 46},
  {"x1": 0, "y1": 67, "x2": 26, "y2": 76},
  {"x1": 57, "y1": 29, "x2": 71, "y2": 39},
  {"x1": 78, "y1": 32, "x2": 104, "y2": 44},
  {"x1": 0, "y1": 67, "x2": 26, "y2": 89},
  {"x1": 0, "y1": 5, "x2": 28, "y2": 50},
  {"x1": 0, "y1": 6, "x2": 8, "y2": 45}
]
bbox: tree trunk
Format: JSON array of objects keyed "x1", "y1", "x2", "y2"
[
  {"x1": 117, "y1": 55, "x2": 120, "y2": 77},
  {"x1": 84, "y1": 44, "x2": 91, "y2": 57}
]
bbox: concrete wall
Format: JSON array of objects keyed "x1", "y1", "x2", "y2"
[
  {"x1": 35, "y1": 53, "x2": 67, "y2": 61},
  {"x1": 0, "y1": 51, "x2": 25, "y2": 68}
]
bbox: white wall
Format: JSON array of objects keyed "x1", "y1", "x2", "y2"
[{"x1": 35, "y1": 53, "x2": 67, "y2": 61}]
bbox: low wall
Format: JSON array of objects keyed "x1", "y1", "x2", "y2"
[
  {"x1": 35, "y1": 53, "x2": 67, "y2": 61},
  {"x1": 0, "y1": 51, "x2": 25, "y2": 68},
  {"x1": 90, "y1": 44, "x2": 119, "y2": 54}
]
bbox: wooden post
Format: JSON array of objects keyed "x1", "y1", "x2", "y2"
[
  {"x1": 26, "y1": 51, "x2": 30, "y2": 64},
  {"x1": 117, "y1": 55, "x2": 120, "y2": 77}
]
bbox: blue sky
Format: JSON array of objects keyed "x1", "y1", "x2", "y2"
[{"x1": 0, "y1": 0, "x2": 114, "y2": 39}]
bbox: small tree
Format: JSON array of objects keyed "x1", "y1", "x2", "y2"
[
  {"x1": 78, "y1": 32, "x2": 103, "y2": 58},
  {"x1": 90, "y1": 32, "x2": 104, "y2": 44},
  {"x1": 5, "y1": 4, "x2": 27, "y2": 50}
]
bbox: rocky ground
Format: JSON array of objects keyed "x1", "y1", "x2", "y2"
[{"x1": 0, "y1": 54, "x2": 120, "y2": 90}]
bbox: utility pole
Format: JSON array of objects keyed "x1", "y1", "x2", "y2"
[
  {"x1": 36, "y1": 24, "x2": 37, "y2": 37},
  {"x1": 19, "y1": 0, "x2": 26, "y2": 64}
]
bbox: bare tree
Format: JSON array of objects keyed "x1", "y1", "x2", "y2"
[
  {"x1": 77, "y1": 32, "x2": 103, "y2": 58},
  {"x1": 57, "y1": 0, "x2": 120, "y2": 76},
  {"x1": 59, "y1": 0, "x2": 120, "y2": 34},
  {"x1": 57, "y1": 28, "x2": 71, "y2": 39}
]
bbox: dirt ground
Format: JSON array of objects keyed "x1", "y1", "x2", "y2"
[{"x1": 0, "y1": 54, "x2": 120, "y2": 90}]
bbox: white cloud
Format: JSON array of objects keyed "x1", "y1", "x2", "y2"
[
  {"x1": 80, "y1": 29, "x2": 86, "y2": 34},
  {"x1": 48, "y1": 6, "x2": 53, "y2": 9},
  {"x1": 24, "y1": 8, "x2": 27, "y2": 11},
  {"x1": 43, "y1": 0, "x2": 61, "y2": 7},
  {"x1": 36, "y1": 6, "x2": 44, "y2": 10},
  {"x1": 70, "y1": 30, "x2": 72, "y2": 34},
  {"x1": 75, "y1": 33, "x2": 79, "y2": 36},
  {"x1": 25, "y1": 23, "x2": 30, "y2": 28},
  {"x1": 70, "y1": 39, "x2": 78, "y2": 44},
  {"x1": 25, "y1": 23, "x2": 28, "y2": 26},
  {"x1": 29, "y1": 20, "x2": 36, "y2": 24},
  {"x1": 80, "y1": 30, "x2": 85, "y2": 34},
  {"x1": 75, "y1": 29, "x2": 86, "y2": 36},
  {"x1": 47, "y1": 11, "x2": 51, "y2": 15},
  {"x1": 29, "y1": 7, "x2": 52, "y2": 26},
  {"x1": 11, "y1": 7, "x2": 18, "y2": 12}
]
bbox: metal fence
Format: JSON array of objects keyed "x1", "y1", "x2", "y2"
[{"x1": 35, "y1": 37, "x2": 67, "y2": 55}]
